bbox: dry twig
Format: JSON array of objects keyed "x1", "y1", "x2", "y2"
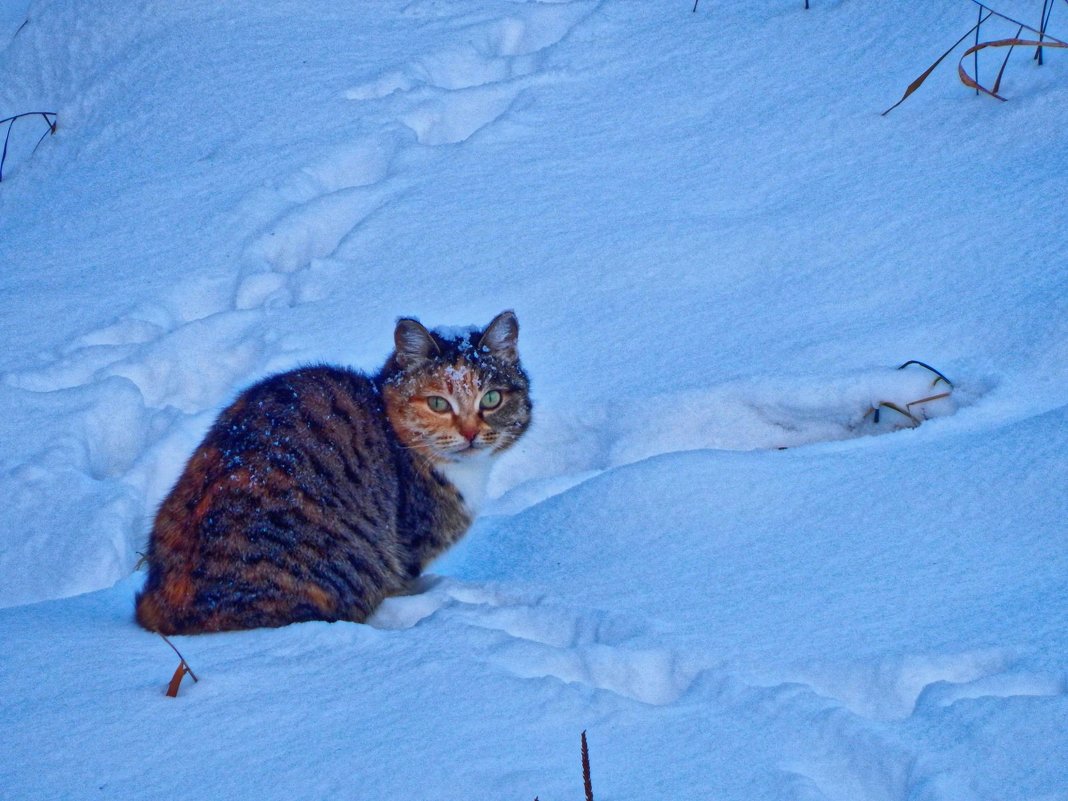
[{"x1": 0, "y1": 111, "x2": 57, "y2": 182}]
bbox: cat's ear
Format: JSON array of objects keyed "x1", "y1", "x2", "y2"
[
  {"x1": 394, "y1": 318, "x2": 439, "y2": 367},
  {"x1": 479, "y1": 310, "x2": 519, "y2": 364}
]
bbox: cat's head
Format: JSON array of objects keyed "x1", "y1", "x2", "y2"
[{"x1": 379, "y1": 310, "x2": 532, "y2": 463}]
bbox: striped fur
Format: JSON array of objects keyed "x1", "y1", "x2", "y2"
[{"x1": 135, "y1": 312, "x2": 530, "y2": 634}]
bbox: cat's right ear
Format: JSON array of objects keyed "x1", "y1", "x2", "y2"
[{"x1": 393, "y1": 318, "x2": 439, "y2": 368}]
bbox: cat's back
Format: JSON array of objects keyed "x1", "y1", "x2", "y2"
[
  {"x1": 136, "y1": 365, "x2": 408, "y2": 634},
  {"x1": 209, "y1": 365, "x2": 389, "y2": 465},
  {"x1": 193, "y1": 365, "x2": 397, "y2": 509}
]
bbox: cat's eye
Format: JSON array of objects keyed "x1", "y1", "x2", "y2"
[
  {"x1": 426, "y1": 396, "x2": 451, "y2": 413},
  {"x1": 480, "y1": 390, "x2": 503, "y2": 410}
]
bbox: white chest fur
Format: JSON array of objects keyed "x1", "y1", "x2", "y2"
[{"x1": 434, "y1": 453, "x2": 495, "y2": 515}]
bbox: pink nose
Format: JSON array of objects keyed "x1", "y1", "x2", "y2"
[{"x1": 460, "y1": 425, "x2": 479, "y2": 443}]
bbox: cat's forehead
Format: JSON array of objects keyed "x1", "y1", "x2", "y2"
[
  {"x1": 417, "y1": 331, "x2": 502, "y2": 374},
  {"x1": 419, "y1": 360, "x2": 483, "y2": 394}
]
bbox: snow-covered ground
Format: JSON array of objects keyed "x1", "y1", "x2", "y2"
[{"x1": 1, "y1": 1, "x2": 1066, "y2": 799}]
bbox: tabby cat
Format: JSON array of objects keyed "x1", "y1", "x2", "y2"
[{"x1": 135, "y1": 311, "x2": 531, "y2": 634}]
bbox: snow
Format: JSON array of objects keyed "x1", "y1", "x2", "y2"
[
  {"x1": 1, "y1": 1, "x2": 1066, "y2": 799},
  {"x1": 436, "y1": 449, "x2": 496, "y2": 514}
]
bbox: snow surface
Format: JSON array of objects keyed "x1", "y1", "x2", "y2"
[{"x1": 1, "y1": 1, "x2": 1066, "y2": 799}]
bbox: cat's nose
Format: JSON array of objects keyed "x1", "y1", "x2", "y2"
[{"x1": 459, "y1": 423, "x2": 479, "y2": 443}]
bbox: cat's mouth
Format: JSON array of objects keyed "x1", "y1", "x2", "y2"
[{"x1": 443, "y1": 442, "x2": 489, "y2": 460}]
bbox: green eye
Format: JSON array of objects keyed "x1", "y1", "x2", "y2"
[
  {"x1": 480, "y1": 390, "x2": 503, "y2": 410},
  {"x1": 427, "y1": 396, "x2": 450, "y2": 413}
]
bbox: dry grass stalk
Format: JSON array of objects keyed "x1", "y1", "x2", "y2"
[
  {"x1": 532, "y1": 731, "x2": 595, "y2": 801},
  {"x1": 865, "y1": 360, "x2": 954, "y2": 425},
  {"x1": 958, "y1": 35, "x2": 1067, "y2": 99},
  {"x1": 883, "y1": 2, "x2": 1067, "y2": 114},
  {"x1": 159, "y1": 634, "x2": 199, "y2": 698},
  {"x1": 0, "y1": 111, "x2": 57, "y2": 182},
  {"x1": 581, "y1": 731, "x2": 594, "y2": 801}
]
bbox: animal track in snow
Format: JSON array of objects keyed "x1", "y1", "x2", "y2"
[
  {"x1": 491, "y1": 637, "x2": 697, "y2": 706},
  {"x1": 398, "y1": 81, "x2": 530, "y2": 146},
  {"x1": 345, "y1": 1, "x2": 597, "y2": 145},
  {"x1": 760, "y1": 652, "x2": 1067, "y2": 801},
  {"x1": 246, "y1": 182, "x2": 397, "y2": 277},
  {"x1": 372, "y1": 577, "x2": 697, "y2": 705},
  {"x1": 781, "y1": 648, "x2": 1065, "y2": 722},
  {"x1": 346, "y1": 3, "x2": 595, "y2": 99},
  {"x1": 911, "y1": 664, "x2": 1066, "y2": 713},
  {"x1": 237, "y1": 129, "x2": 406, "y2": 303},
  {"x1": 242, "y1": 1, "x2": 597, "y2": 292}
]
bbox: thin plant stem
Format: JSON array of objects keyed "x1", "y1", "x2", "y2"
[
  {"x1": 581, "y1": 731, "x2": 593, "y2": 801},
  {"x1": 969, "y1": 0, "x2": 1066, "y2": 41},
  {"x1": 0, "y1": 111, "x2": 57, "y2": 182},
  {"x1": 993, "y1": 24, "x2": 1025, "y2": 94},
  {"x1": 1, "y1": 120, "x2": 13, "y2": 183},
  {"x1": 1036, "y1": 0, "x2": 1051, "y2": 63},
  {"x1": 159, "y1": 634, "x2": 199, "y2": 682},
  {"x1": 882, "y1": 11, "x2": 992, "y2": 115},
  {"x1": 0, "y1": 111, "x2": 57, "y2": 126},
  {"x1": 898, "y1": 360, "x2": 954, "y2": 388}
]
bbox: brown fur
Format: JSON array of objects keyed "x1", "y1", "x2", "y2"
[{"x1": 135, "y1": 312, "x2": 531, "y2": 634}]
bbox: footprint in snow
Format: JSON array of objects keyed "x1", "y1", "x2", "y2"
[
  {"x1": 346, "y1": 2, "x2": 597, "y2": 100},
  {"x1": 372, "y1": 577, "x2": 698, "y2": 706},
  {"x1": 242, "y1": 0, "x2": 600, "y2": 292},
  {"x1": 782, "y1": 648, "x2": 1065, "y2": 722}
]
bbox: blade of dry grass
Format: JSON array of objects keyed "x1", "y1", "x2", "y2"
[
  {"x1": 958, "y1": 36, "x2": 1068, "y2": 99},
  {"x1": 906, "y1": 392, "x2": 953, "y2": 414},
  {"x1": 166, "y1": 663, "x2": 190, "y2": 698},
  {"x1": 882, "y1": 12, "x2": 992, "y2": 115},
  {"x1": 885, "y1": 2, "x2": 1067, "y2": 113},
  {"x1": 878, "y1": 401, "x2": 921, "y2": 425},
  {"x1": 159, "y1": 634, "x2": 199, "y2": 697}
]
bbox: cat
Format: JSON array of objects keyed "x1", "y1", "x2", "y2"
[{"x1": 135, "y1": 311, "x2": 531, "y2": 634}]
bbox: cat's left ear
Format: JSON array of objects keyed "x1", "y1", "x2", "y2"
[{"x1": 479, "y1": 310, "x2": 519, "y2": 364}]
